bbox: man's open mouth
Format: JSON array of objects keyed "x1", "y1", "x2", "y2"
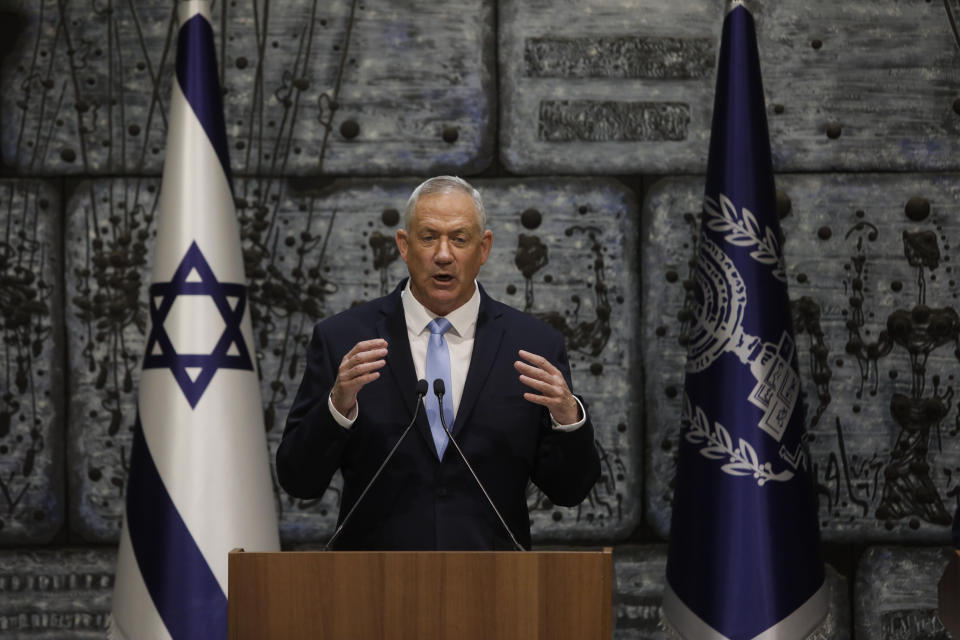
[{"x1": 433, "y1": 274, "x2": 454, "y2": 283}]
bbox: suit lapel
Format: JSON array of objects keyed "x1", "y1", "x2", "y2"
[
  {"x1": 453, "y1": 286, "x2": 504, "y2": 435},
  {"x1": 377, "y1": 281, "x2": 439, "y2": 457}
]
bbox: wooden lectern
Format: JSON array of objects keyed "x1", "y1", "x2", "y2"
[{"x1": 228, "y1": 548, "x2": 613, "y2": 639}]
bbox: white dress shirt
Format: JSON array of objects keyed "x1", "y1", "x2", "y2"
[
  {"x1": 400, "y1": 279, "x2": 479, "y2": 418},
  {"x1": 328, "y1": 281, "x2": 585, "y2": 431}
]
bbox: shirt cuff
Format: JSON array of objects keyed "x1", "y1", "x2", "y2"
[
  {"x1": 550, "y1": 396, "x2": 586, "y2": 432},
  {"x1": 328, "y1": 393, "x2": 358, "y2": 428}
]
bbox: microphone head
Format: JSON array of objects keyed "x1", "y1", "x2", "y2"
[
  {"x1": 433, "y1": 378, "x2": 446, "y2": 396},
  {"x1": 416, "y1": 379, "x2": 429, "y2": 396}
]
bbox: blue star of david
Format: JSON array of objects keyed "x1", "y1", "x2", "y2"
[{"x1": 143, "y1": 241, "x2": 253, "y2": 408}]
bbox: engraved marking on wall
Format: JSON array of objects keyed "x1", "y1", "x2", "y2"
[
  {"x1": 524, "y1": 36, "x2": 713, "y2": 79},
  {"x1": 538, "y1": 100, "x2": 690, "y2": 142}
]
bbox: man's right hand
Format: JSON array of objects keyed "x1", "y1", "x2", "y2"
[{"x1": 330, "y1": 338, "x2": 388, "y2": 418}]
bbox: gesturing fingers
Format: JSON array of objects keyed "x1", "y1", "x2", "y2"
[
  {"x1": 331, "y1": 339, "x2": 388, "y2": 415},
  {"x1": 517, "y1": 349, "x2": 561, "y2": 376},
  {"x1": 340, "y1": 340, "x2": 388, "y2": 382},
  {"x1": 515, "y1": 349, "x2": 579, "y2": 425},
  {"x1": 515, "y1": 349, "x2": 564, "y2": 389}
]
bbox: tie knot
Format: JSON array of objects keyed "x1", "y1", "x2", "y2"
[{"x1": 429, "y1": 318, "x2": 452, "y2": 336}]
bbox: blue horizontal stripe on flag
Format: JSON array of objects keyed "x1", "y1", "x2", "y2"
[{"x1": 126, "y1": 412, "x2": 227, "y2": 640}]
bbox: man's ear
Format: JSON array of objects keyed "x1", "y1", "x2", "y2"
[
  {"x1": 395, "y1": 228, "x2": 409, "y2": 263},
  {"x1": 479, "y1": 229, "x2": 493, "y2": 265}
]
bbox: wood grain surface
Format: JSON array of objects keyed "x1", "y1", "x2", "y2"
[{"x1": 228, "y1": 549, "x2": 613, "y2": 640}]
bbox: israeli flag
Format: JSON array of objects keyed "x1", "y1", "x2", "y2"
[
  {"x1": 662, "y1": 2, "x2": 827, "y2": 639},
  {"x1": 110, "y1": 2, "x2": 280, "y2": 638}
]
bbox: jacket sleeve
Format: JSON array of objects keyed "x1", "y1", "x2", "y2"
[
  {"x1": 276, "y1": 323, "x2": 353, "y2": 499},
  {"x1": 529, "y1": 338, "x2": 601, "y2": 507}
]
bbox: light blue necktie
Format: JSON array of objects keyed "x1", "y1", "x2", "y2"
[{"x1": 425, "y1": 318, "x2": 454, "y2": 459}]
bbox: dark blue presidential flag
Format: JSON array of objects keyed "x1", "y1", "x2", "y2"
[{"x1": 662, "y1": 2, "x2": 827, "y2": 639}]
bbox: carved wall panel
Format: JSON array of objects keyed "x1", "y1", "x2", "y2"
[
  {"x1": 65, "y1": 177, "x2": 159, "y2": 541},
  {"x1": 0, "y1": 179, "x2": 63, "y2": 544},
  {"x1": 500, "y1": 0, "x2": 960, "y2": 174},
  {"x1": 0, "y1": 548, "x2": 113, "y2": 637},
  {"x1": 645, "y1": 174, "x2": 960, "y2": 543},
  {"x1": 855, "y1": 546, "x2": 952, "y2": 640},
  {"x1": 0, "y1": 0, "x2": 494, "y2": 176}
]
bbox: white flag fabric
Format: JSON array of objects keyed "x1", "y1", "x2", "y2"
[{"x1": 110, "y1": 2, "x2": 280, "y2": 638}]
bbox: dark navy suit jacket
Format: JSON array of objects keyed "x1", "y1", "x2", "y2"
[{"x1": 276, "y1": 280, "x2": 600, "y2": 550}]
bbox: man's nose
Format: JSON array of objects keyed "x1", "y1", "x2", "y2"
[{"x1": 434, "y1": 238, "x2": 453, "y2": 262}]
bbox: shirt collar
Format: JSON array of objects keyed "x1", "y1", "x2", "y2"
[{"x1": 401, "y1": 279, "x2": 481, "y2": 338}]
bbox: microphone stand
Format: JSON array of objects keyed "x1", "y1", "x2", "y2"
[
  {"x1": 324, "y1": 380, "x2": 429, "y2": 551},
  {"x1": 434, "y1": 379, "x2": 526, "y2": 552}
]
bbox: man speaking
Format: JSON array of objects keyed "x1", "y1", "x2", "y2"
[{"x1": 276, "y1": 176, "x2": 600, "y2": 550}]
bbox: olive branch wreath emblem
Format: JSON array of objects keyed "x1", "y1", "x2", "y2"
[
  {"x1": 682, "y1": 392, "x2": 795, "y2": 486},
  {"x1": 703, "y1": 193, "x2": 786, "y2": 282}
]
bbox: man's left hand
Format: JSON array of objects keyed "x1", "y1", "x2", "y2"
[{"x1": 515, "y1": 349, "x2": 580, "y2": 425}]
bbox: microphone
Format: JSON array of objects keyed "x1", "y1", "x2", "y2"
[
  {"x1": 324, "y1": 379, "x2": 430, "y2": 551},
  {"x1": 433, "y1": 379, "x2": 526, "y2": 551}
]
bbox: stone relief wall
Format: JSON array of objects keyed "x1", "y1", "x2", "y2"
[
  {"x1": 0, "y1": 0, "x2": 957, "y2": 636},
  {"x1": 644, "y1": 175, "x2": 960, "y2": 544}
]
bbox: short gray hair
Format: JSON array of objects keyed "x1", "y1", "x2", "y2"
[{"x1": 403, "y1": 176, "x2": 486, "y2": 232}]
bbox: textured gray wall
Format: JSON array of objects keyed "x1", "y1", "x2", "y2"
[
  {"x1": 1, "y1": 0, "x2": 495, "y2": 175},
  {"x1": 856, "y1": 547, "x2": 954, "y2": 639},
  {"x1": 1, "y1": 0, "x2": 959, "y2": 636},
  {"x1": 644, "y1": 174, "x2": 960, "y2": 543}
]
